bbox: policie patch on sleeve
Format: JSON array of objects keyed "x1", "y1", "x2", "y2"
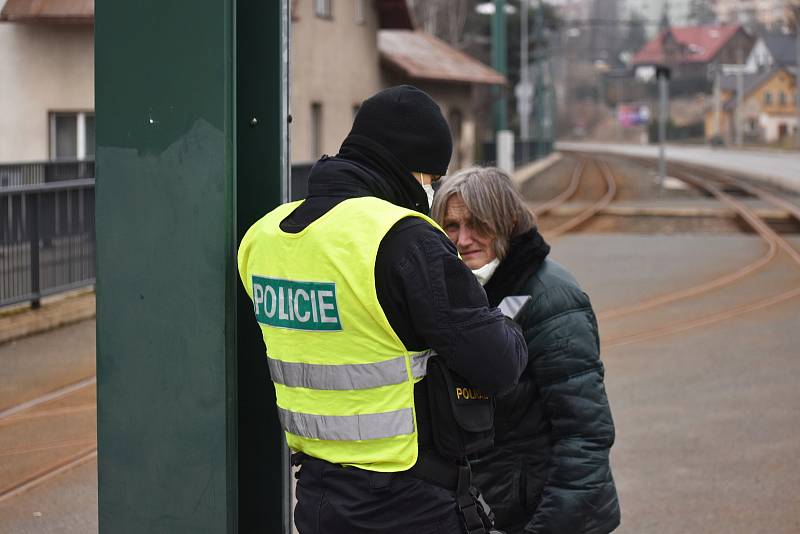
[{"x1": 251, "y1": 275, "x2": 342, "y2": 331}]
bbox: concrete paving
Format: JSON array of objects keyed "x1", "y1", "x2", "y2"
[
  {"x1": 0, "y1": 290, "x2": 95, "y2": 345},
  {"x1": 0, "y1": 319, "x2": 95, "y2": 410},
  {"x1": 602, "y1": 297, "x2": 800, "y2": 534},
  {"x1": 0, "y1": 459, "x2": 97, "y2": 534},
  {"x1": 549, "y1": 234, "x2": 774, "y2": 313},
  {"x1": 552, "y1": 234, "x2": 800, "y2": 533},
  {"x1": 0, "y1": 319, "x2": 96, "y2": 533},
  {"x1": 1, "y1": 230, "x2": 798, "y2": 533},
  {"x1": 557, "y1": 141, "x2": 800, "y2": 194}
]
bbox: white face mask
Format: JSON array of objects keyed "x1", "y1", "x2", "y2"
[
  {"x1": 472, "y1": 258, "x2": 500, "y2": 286},
  {"x1": 422, "y1": 183, "x2": 435, "y2": 209}
]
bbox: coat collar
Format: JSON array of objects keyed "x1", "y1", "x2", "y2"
[{"x1": 483, "y1": 229, "x2": 550, "y2": 307}]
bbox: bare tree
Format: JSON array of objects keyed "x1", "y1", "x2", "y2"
[
  {"x1": 688, "y1": 0, "x2": 716, "y2": 25},
  {"x1": 407, "y1": 0, "x2": 470, "y2": 47},
  {"x1": 787, "y1": 1, "x2": 800, "y2": 31}
]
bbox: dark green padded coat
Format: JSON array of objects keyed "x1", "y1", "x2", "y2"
[{"x1": 471, "y1": 230, "x2": 620, "y2": 534}]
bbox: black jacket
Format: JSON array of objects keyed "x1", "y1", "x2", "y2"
[
  {"x1": 471, "y1": 230, "x2": 620, "y2": 534},
  {"x1": 282, "y1": 135, "x2": 528, "y2": 398},
  {"x1": 281, "y1": 136, "x2": 528, "y2": 533}
]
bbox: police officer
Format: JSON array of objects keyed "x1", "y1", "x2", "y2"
[{"x1": 238, "y1": 85, "x2": 527, "y2": 534}]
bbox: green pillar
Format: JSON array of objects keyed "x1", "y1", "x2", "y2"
[
  {"x1": 96, "y1": 1, "x2": 287, "y2": 532},
  {"x1": 236, "y1": 1, "x2": 289, "y2": 532},
  {"x1": 492, "y1": 0, "x2": 508, "y2": 132}
]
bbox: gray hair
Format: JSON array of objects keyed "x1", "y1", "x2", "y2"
[{"x1": 431, "y1": 166, "x2": 536, "y2": 261}]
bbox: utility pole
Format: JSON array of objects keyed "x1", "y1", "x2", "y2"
[
  {"x1": 616, "y1": 76, "x2": 624, "y2": 142},
  {"x1": 796, "y1": 29, "x2": 800, "y2": 148},
  {"x1": 518, "y1": 0, "x2": 531, "y2": 162},
  {"x1": 532, "y1": 0, "x2": 547, "y2": 158},
  {"x1": 492, "y1": 0, "x2": 514, "y2": 172},
  {"x1": 735, "y1": 47, "x2": 744, "y2": 146},
  {"x1": 492, "y1": 0, "x2": 508, "y2": 132},
  {"x1": 545, "y1": 52, "x2": 554, "y2": 152},
  {"x1": 713, "y1": 62, "x2": 721, "y2": 141},
  {"x1": 657, "y1": 66, "x2": 671, "y2": 187}
]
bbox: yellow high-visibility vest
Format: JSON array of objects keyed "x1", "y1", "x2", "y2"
[{"x1": 238, "y1": 196, "x2": 442, "y2": 472}]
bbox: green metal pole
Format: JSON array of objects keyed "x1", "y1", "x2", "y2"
[
  {"x1": 795, "y1": 29, "x2": 800, "y2": 148},
  {"x1": 492, "y1": 0, "x2": 508, "y2": 132},
  {"x1": 96, "y1": 1, "x2": 287, "y2": 532},
  {"x1": 533, "y1": 1, "x2": 544, "y2": 151},
  {"x1": 236, "y1": 1, "x2": 289, "y2": 533}
]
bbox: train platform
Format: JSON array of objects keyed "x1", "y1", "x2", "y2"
[
  {"x1": 0, "y1": 290, "x2": 95, "y2": 346},
  {"x1": 0, "y1": 319, "x2": 97, "y2": 533},
  {"x1": 2, "y1": 152, "x2": 799, "y2": 533},
  {"x1": 552, "y1": 233, "x2": 800, "y2": 534},
  {"x1": 3, "y1": 234, "x2": 799, "y2": 533},
  {"x1": 556, "y1": 141, "x2": 800, "y2": 194}
]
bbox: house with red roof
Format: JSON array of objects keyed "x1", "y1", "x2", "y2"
[{"x1": 632, "y1": 25, "x2": 756, "y2": 88}]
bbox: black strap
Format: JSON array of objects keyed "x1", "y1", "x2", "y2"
[
  {"x1": 456, "y1": 464, "x2": 486, "y2": 534},
  {"x1": 407, "y1": 453, "x2": 489, "y2": 533}
]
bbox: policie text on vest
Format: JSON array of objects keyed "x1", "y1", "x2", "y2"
[{"x1": 252, "y1": 275, "x2": 342, "y2": 331}]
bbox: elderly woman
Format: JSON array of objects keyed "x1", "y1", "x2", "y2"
[{"x1": 431, "y1": 167, "x2": 620, "y2": 534}]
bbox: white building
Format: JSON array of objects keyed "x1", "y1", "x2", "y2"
[
  {"x1": 0, "y1": 0, "x2": 94, "y2": 163},
  {"x1": 745, "y1": 31, "x2": 798, "y2": 73}
]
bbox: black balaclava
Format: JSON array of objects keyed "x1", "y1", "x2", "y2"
[{"x1": 345, "y1": 85, "x2": 453, "y2": 176}]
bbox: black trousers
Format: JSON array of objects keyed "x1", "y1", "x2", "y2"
[{"x1": 295, "y1": 457, "x2": 466, "y2": 534}]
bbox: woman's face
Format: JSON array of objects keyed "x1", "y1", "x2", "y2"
[{"x1": 442, "y1": 194, "x2": 497, "y2": 270}]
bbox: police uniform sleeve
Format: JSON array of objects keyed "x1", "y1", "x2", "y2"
[{"x1": 376, "y1": 218, "x2": 528, "y2": 394}]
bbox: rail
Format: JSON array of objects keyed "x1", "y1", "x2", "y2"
[
  {"x1": 1, "y1": 179, "x2": 96, "y2": 308},
  {"x1": 0, "y1": 159, "x2": 95, "y2": 188}
]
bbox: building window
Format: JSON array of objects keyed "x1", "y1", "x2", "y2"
[
  {"x1": 315, "y1": 0, "x2": 332, "y2": 18},
  {"x1": 50, "y1": 112, "x2": 95, "y2": 161},
  {"x1": 763, "y1": 91, "x2": 772, "y2": 105},
  {"x1": 355, "y1": 0, "x2": 365, "y2": 24},
  {"x1": 311, "y1": 102, "x2": 323, "y2": 160},
  {"x1": 778, "y1": 91, "x2": 786, "y2": 106}
]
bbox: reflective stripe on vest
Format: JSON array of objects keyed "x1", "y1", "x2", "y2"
[
  {"x1": 278, "y1": 406, "x2": 415, "y2": 441},
  {"x1": 268, "y1": 350, "x2": 434, "y2": 390}
]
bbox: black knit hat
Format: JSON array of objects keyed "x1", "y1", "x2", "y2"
[{"x1": 346, "y1": 85, "x2": 453, "y2": 176}]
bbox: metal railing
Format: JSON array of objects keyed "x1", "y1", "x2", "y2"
[
  {"x1": 1, "y1": 179, "x2": 96, "y2": 308},
  {"x1": 0, "y1": 159, "x2": 95, "y2": 188}
]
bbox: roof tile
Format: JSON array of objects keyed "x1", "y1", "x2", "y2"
[{"x1": 632, "y1": 25, "x2": 741, "y2": 65}]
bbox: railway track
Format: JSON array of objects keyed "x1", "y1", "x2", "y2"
[
  {"x1": 532, "y1": 157, "x2": 617, "y2": 239},
  {"x1": 532, "y1": 153, "x2": 800, "y2": 348},
  {"x1": 0, "y1": 375, "x2": 97, "y2": 504},
  {"x1": 595, "y1": 156, "x2": 800, "y2": 347},
  {"x1": 597, "y1": 158, "x2": 781, "y2": 321},
  {"x1": 2, "y1": 155, "x2": 798, "y2": 504}
]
